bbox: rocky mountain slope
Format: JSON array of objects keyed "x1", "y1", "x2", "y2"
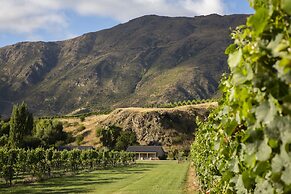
[
  {"x1": 62, "y1": 102, "x2": 217, "y2": 151},
  {"x1": 0, "y1": 14, "x2": 247, "y2": 117}
]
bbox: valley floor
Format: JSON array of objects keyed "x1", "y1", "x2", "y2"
[{"x1": 1, "y1": 160, "x2": 191, "y2": 194}]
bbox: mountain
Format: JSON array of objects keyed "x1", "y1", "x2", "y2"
[{"x1": 0, "y1": 14, "x2": 247, "y2": 117}]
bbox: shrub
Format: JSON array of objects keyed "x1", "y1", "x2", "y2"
[
  {"x1": 34, "y1": 119, "x2": 68, "y2": 148},
  {"x1": 76, "y1": 125, "x2": 86, "y2": 133},
  {"x1": 76, "y1": 135, "x2": 84, "y2": 146},
  {"x1": 72, "y1": 122, "x2": 79, "y2": 126},
  {"x1": 115, "y1": 130, "x2": 137, "y2": 151},
  {"x1": 79, "y1": 116, "x2": 85, "y2": 122},
  {"x1": 172, "y1": 136, "x2": 183, "y2": 144},
  {"x1": 96, "y1": 128, "x2": 103, "y2": 137},
  {"x1": 62, "y1": 121, "x2": 69, "y2": 127}
]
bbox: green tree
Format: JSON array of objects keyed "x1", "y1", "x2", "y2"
[
  {"x1": 0, "y1": 121, "x2": 10, "y2": 147},
  {"x1": 115, "y1": 130, "x2": 137, "y2": 151},
  {"x1": 9, "y1": 103, "x2": 33, "y2": 148},
  {"x1": 99, "y1": 125, "x2": 122, "y2": 149},
  {"x1": 0, "y1": 121, "x2": 10, "y2": 136},
  {"x1": 34, "y1": 119, "x2": 67, "y2": 148}
]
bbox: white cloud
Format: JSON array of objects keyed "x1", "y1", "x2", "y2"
[
  {"x1": 0, "y1": 0, "x2": 65, "y2": 33},
  {"x1": 67, "y1": 0, "x2": 225, "y2": 22},
  {"x1": 0, "y1": 0, "x2": 225, "y2": 42}
]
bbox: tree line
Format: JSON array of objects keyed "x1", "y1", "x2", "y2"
[
  {"x1": 0, "y1": 102, "x2": 73, "y2": 149},
  {"x1": 0, "y1": 103, "x2": 136, "y2": 186}
]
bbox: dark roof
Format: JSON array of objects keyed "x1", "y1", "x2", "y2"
[
  {"x1": 58, "y1": 146, "x2": 95, "y2": 151},
  {"x1": 126, "y1": 146, "x2": 165, "y2": 157}
]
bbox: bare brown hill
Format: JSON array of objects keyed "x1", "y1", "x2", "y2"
[{"x1": 61, "y1": 102, "x2": 217, "y2": 151}]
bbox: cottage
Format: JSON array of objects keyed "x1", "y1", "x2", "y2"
[{"x1": 126, "y1": 146, "x2": 166, "y2": 160}]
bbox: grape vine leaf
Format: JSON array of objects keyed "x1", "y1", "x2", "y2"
[
  {"x1": 228, "y1": 49, "x2": 242, "y2": 70},
  {"x1": 281, "y1": 165, "x2": 291, "y2": 185},
  {"x1": 281, "y1": 0, "x2": 291, "y2": 15},
  {"x1": 271, "y1": 154, "x2": 283, "y2": 173},
  {"x1": 254, "y1": 179, "x2": 274, "y2": 194},
  {"x1": 256, "y1": 138, "x2": 272, "y2": 161},
  {"x1": 255, "y1": 99, "x2": 276, "y2": 125},
  {"x1": 247, "y1": 7, "x2": 269, "y2": 36}
]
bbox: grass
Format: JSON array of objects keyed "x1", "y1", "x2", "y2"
[{"x1": 0, "y1": 160, "x2": 190, "y2": 194}]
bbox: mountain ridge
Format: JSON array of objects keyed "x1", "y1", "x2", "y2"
[{"x1": 0, "y1": 14, "x2": 247, "y2": 117}]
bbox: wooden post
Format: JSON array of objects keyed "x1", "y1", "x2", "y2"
[
  {"x1": 138, "y1": 152, "x2": 140, "y2": 160},
  {"x1": 147, "y1": 152, "x2": 149, "y2": 159}
]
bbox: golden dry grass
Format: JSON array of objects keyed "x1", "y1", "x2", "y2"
[{"x1": 61, "y1": 102, "x2": 217, "y2": 147}]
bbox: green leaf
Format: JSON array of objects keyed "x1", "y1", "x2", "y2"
[
  {"x1": 232, "y1": 72, "x2": 248, "y2": 86},
  {"x1": 228, "y1": 49, "x2": 242, "y2": 70},
  {"x1": 281, "y1": 0, "x2": 291, "y2": 15},
  {"x1": 235, "y1": 175, "x2": 248, "y2": 194},
  {"x1": 222, "y1": 170, "x2": 234, "y2": 182},
  {"x1": 255, "y1": 98, "x2": 277, "y2": 125},
  {"x1": 271, "y1": 154, "x2": 283, "y2": 173},
  {"x1": 268, "y1": 139, "x2": 279, "y2": 149},
  {"x1": 275, "y1": 58, "x2": 291, "y2": 84},
  {"x1": 247, "y1": 7, "x2": 269, "y2": 36},
  {"x1": 254, "y1": 179, "x2": 274, "y2": 194},
  {"x1": 249, "y1": 0, "x2": 268, "y2": 10},
  {"x1": 230, "y1": 157, "x2": 240, "y2": 173},
  {"x1": 281, "y1": 127, "x2": 291, "y2": 148},
  {"x1": 281, "y1": 165, "x2": 291, "y2": 185},
  {"x1": 267, "y1": 34, "x2": 284, "y2": 51},
  {"x1": 245, "y1": 153, "x2": 256, "y2": 168},
  {"x1": 255, "y1": 161, "x2": 270, "y2": 176},
  {"x1": 256, "y1": 138, "x2": 272, "y2": 161},
  {"x1": 242, "y1": 170, "x2": 255, "y2": 190},
  {"x1": 225, "y1": 44, "x2": 237, "y2": 54},
  {"x1": 271, "y1": 172, "x2": 282, "y2": 183}
]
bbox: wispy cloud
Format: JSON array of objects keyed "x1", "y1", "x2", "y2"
[
  {"x1": 0, "y1": 0, "x2": 225, "y2": 42},
  {"x1": 0, "y1": 0, "x2": 66, "y2": 34},
  {"x1": 67, "y1": 0, "x2": 224, "y2": 21}
]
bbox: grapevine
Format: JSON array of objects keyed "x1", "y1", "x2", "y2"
[
  {"x1": 191, "y1": 0, "x2": 291, "y2": 193},
  {"x1": 0, "y1": 148, "x2": 134, "y2": 185}
]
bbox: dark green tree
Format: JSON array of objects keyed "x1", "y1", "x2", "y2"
[
  {"x1": 34, "y1": 119, "x2": 67, "y2": 148},
  {"x1": 99, "y1": 125, "x2": 122, "y2": 150},
  {"x1": 115, "y1": 130, "x2": 137, "y2": 151},
  {"x1": 0, "y1": 121, "x2": 10, "y2": 147},
  {"x1": 0, "y1": 121, "x2": 10, "y2": 136},
  {"x1": 9, "y1": 103, "x2": 33, "y2": 148}
]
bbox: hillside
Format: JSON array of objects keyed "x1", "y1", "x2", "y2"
[
  {"x1": 0, "y1": 14, "x2": 246, "y2": 117},
  {"x1": 61, "y1": 102, "x2": 217, "y2": 151}
]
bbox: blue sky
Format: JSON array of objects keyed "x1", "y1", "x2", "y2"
[{"x1": 0, "y1": 0, "x2": 253, "y2": 47}]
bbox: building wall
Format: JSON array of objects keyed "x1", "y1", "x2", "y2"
[{"x1": 134, "y1": 152, "x2": 157, "y2": 160}]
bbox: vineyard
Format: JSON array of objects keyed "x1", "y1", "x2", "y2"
[
  {"x1": 148, "y1": 98, "x2": 217, "y2": 108},
  {"x1": 38, "y1": 110, "x2": 110, "y2": 120},
  {"x1": 191, "y1": 0, "x2": 291, "y2": 193},
  {"x1": 38, "y1": 99, "x2": 217, "y2": 120},
  {"x1": 0, "y1": 148, "x2": 134, "y2": 186},
  {"x1": 0, "y1": 160, "x2": 190, "y2": 194}
]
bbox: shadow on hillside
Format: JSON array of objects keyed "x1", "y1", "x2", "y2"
[{"x1": 1, "y1": 163, "x2": 159, "y2": 194}]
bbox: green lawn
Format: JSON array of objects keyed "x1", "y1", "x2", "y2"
[{"x1": 0, "y1": 160, "x2": 190, "y2": 194}]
